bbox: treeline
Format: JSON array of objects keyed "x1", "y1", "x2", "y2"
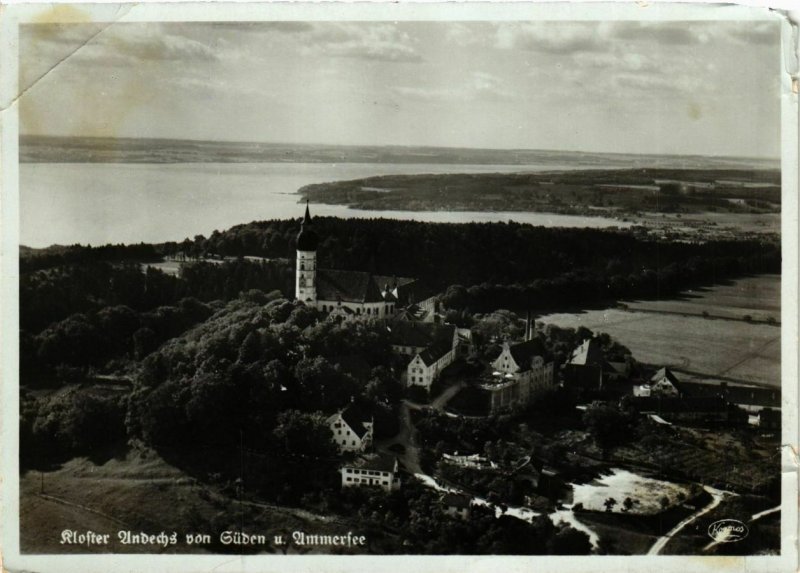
[
  {"x1": 20, "y1": 243, "x2": 161, "y2": 273},
  {"x1": 173, "y1": 218, "x2": 780, "y2": 313},
  {"x1": 440, "y1": 251, "x2": 779, "y2": 313}
]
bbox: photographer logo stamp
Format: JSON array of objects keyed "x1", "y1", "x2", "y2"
[{"x1": 707, "y1": 519, "x2": 749, "y2": 543}]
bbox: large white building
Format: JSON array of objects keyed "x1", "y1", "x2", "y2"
[
  {"x1": 295, "y1": 203, "x2": 417, "y2": 319},
  {"x1": 481, "y1": 339, "x2": 554, "y2": 413},
  {"x1": 340, "y1": 454, "x2": 401, "y2": 492}
]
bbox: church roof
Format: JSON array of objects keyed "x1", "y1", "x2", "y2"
[{"x1": 317, "y1": 269, "x2": 385, "y2": 303}]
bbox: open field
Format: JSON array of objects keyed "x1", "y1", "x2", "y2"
[
  {"x1": 625, "y1": 274, "x2": 780, "y2": 322},
  {"x1": 20, "y1": 449, "x2": 359, "y2": 554},
  {"x1": 634, "y1": 212, "x2": 779, "y2": 238},
  {"x1": 540, "y1": 275, "x2": 781, "y2": 388}
]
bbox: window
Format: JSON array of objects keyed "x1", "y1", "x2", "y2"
[
  {"x1": 300, "y1": 262, "x2": 305, "y2": 270},
  {"x1": 299, "y1": 276, "x2": 306, "y2": 288},
  {"x1": 352, "y1": 441, "x2": 356, "y2": 446}
]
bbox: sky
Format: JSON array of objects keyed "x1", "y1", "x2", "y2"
[{"x1": 19, "y1": 19, "x2": 782, "y2": 158}]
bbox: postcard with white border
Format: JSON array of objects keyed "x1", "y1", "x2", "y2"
[{"x1": 0, "y1": 2, "x2": 798, "y2": 573}]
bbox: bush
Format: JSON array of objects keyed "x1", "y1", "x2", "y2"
[{"x1": 406, "y1": 385, "x2": 430, "y2": 404}]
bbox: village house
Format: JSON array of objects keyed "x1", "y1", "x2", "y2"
[
  {"x1": 563, "y1": 337, "x2": 630, "y2": 397},
  {"x1": 441, "y1": 492, "x2": 472, "y2": 520},
  {"x1": 633, "y1": 367, "x2": 681, "y2": 397},
  {"x1": 387, "y1": 321, "x2": 460, "y2": 390},
  {"x1": 327, "y1": 403, "x2": 373, "y2": 453},
  {"x1": 340, "y1": 454, "x2": 401, "y2": 492}
]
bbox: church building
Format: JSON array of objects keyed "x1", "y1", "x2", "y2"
[{"x1": 295, "y1": 203, "x2": 417, "y2": 319}]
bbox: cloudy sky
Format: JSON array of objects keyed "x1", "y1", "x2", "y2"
[{"x1": 19, "y1": 20, "x2": 781, "y2": 158}]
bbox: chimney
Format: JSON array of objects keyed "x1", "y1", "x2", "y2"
[{"x1": 525, "y1": 310, "x2": 532, "y2": 342}]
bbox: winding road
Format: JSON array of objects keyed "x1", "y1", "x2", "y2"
[{"x1": 647, "y1": 485, "x2": 731, "y2": 555}]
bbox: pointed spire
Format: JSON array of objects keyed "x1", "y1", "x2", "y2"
[{"x1": 303, "y1": 200, "x2": 312, "y2": 225}]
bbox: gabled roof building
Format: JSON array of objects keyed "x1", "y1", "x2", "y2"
[
  {"x1": 340, "y1": 454, "x2": 401, "y2": 491},
  {"x1": 327, "y1": 403, "x2": 374, "y2": 453}
]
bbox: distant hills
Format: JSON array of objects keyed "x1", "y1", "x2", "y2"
[{"x1": 19, "y1": 134, "x2": 779, "y2": 171}]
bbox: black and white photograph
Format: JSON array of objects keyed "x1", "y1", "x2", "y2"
[{"x1": 1, "y1": 2, "x2": 797, "y2": 571}]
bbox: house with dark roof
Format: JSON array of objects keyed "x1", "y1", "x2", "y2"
[
  {"x1": 294, "y1": 203, "x2": 418, "y2": 319},
  {"x1": 676, "y1": 380, "x2": 780, "y2": 413},
  {"x1": 340, "y1": 454, "x2": 401, "y2": 491},
  {"x1": 327, "y1": 403, "x2": 374, "y2": 453},
  {"x1": 627, "y1": 395, "x2": 747, "y2": 426},
  {"x1": 563, "y1": 337, "x2": 630, "y2": 396},
  {"x1": 441, "y1": 492, "x2": 472, "y2": 520},
  {"x1": 390, "y1": 322, "x2": 459, "y2": 390},
  {"x1": 483, "y1": 338, "x2": 554, "y2": 413},
  {"x1": 633, "y1": 367, "x2": 681, "y2": 397}
]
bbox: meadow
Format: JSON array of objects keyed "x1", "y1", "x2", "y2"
[{"x1": 539, "y1": 275, "x2": 781, "y2": 388}]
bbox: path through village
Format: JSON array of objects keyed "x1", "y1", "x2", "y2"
[{"x1": 377, "y1": 382, "x2": 601, "y2": 550}]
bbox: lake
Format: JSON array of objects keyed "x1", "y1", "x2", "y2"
[{"x1": 19, "y1": 162, "x2": 631, "y2": 247}]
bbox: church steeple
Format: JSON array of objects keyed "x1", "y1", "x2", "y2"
[
  {"x1": 296, "y1": 200, "x2": 319, "y2": 252},
  {"x1": 296, "y1": 202, "x2": 318, "y2": 303}
]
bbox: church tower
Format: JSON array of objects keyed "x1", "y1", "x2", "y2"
[{"x1": 296, "y1": 202, "x2": 319, "y2": 304}]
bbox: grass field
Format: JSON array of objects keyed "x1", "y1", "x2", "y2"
[
  {"x1": 540, "y1": 275, "x2": 781, "y2": 388},
  {"x1": 20, "y1": 448, "x2": 361, "y2": 554}
]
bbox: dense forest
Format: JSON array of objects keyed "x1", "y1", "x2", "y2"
[
  {"x1": 176, "y1": 217, "x2": 780, "y2": 312},
  {"x1": 298, "y1": 169, "x2": 781, "y2": 214}
]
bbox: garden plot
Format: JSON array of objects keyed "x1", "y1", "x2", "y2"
[{"x1": 570, "y1": 468, "x2": 695, "y2": 515}]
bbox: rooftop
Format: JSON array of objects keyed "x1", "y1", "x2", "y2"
[{"x1": 345, "y1": 453, "x2": 399, "y2": 473}]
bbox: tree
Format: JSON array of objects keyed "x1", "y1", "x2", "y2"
[
  {"x1": 603, "y1": 497, "x2": 617, "y2": 512},
  {"x1": 659, "y1": 496, "x2": 670, "y2": 511},
  {"x1": 582, "y1": 402, "x2": 635, "y2": 457},
  {"x1": 622, "y1": 497, "x2": 634, "y2": 512},
  {"x1": 272, "y1": 410, "x2": 336, "y2": 459},
  {"x1": 547, "y1": 526, "x2": 592, "y2": 554},
  {"x1": 133, "y1": 327, "x2": 158, "y2": 360}
]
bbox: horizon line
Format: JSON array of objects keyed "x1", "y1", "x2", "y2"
[{"x1": 19, "y1": 133, "x2": 781, "y2": 163}]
